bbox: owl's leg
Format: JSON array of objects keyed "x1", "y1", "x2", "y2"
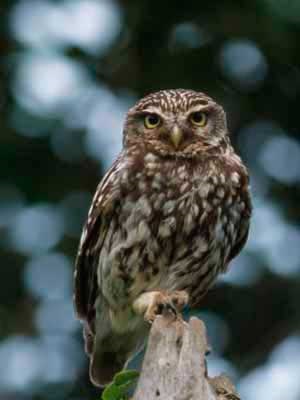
[
  {"x1": 133, "y1": 290, "x2": 189, "y2": 323},
  {"x1": 89, "y1": 294, "x2": 147, "y2": 387}
]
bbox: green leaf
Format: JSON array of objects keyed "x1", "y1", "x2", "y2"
[
  {"x1": 114, "y1": 370, "x2": 139, "y2": 386},
  {"x1": 101, "y1": 370, "x2": 140, "y2": 400},
  {"x1": 102, "y1": 383, "x2": 122, "y2": 400}
]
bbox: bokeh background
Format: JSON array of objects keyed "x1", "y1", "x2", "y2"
[{"x1": 1, "y1": 0, "x2": 300, "y2": 399}]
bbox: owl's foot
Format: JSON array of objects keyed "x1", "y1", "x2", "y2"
[{"x1": 133, "y1": 290, "x2": 189, "y2": 323}]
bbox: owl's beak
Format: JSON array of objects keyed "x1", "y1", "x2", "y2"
[{"x1": 170, "y1": 125, "x2": 183, "y2": 149}]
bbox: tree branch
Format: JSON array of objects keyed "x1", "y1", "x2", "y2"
[{"x1": 133, "y1": 314, "x2": 240, "y2": 400}]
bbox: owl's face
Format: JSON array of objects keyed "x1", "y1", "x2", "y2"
[{"x1": 124, "y1": 89, "x2": 228, "y2": 158}]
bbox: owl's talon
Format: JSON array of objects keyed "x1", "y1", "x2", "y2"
[
  {"x1": 144, "y1": 301, "x2": 176, "y2": 323},
  {"x1": 165, "y1": 302, "x2": 177, "y2": 315},
  {"x1": 133, "y1": 290, "x2": 189, "y2": 323},
  {"x1": 169, "y1": 290, "x2": 189, "y2": 311}
]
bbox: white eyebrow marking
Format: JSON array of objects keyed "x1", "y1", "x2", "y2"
[
  {"x1": 140, "y1": 106, "x2": 162, "y2": 113},
  {"x1": 140, "y1": 106, "x2": 170, "y2": 119},
  {"x1": 183, "y1": 104, "x2": 212, "y2": 115}
]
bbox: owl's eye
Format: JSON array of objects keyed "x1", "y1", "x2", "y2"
[
  {"x1": 190, "y1": 111, "x2": 207, "y2": 127},
  {"x1": 144, "y1": 114, "x2": 161, "y2": 129}
]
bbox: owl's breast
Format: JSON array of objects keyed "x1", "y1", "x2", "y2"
[
  {"x1": 126, "y1": 152, "x2": 244, "y2": 252},
  {"x1": 100, "y1": 151, "x2": 248, "y2": 305}
]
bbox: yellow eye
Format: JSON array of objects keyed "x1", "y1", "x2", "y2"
[
  {"x1": 144, "y1": 113, "x2": 161, "y2": 129},
  {"x1": 190, "y1": 111, "x2": 207, "y2": 127}
]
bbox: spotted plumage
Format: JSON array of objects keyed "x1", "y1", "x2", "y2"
[{"x1": 74, "y1": 89, "x2": 252, "y2": 386}]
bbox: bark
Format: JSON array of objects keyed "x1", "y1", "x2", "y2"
[{"x1": 133, "y1": 313, "x2": 240, "y2": 400}]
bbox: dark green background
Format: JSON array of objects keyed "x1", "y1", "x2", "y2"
[{"x1": 1, "y1": 0, "x2": 300, "y2": 399}]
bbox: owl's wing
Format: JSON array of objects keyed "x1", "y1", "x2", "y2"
[
  {"x1": 228, "y1": 173, "x2": 252, "y2": 263},
  {"x1": 228, "y1": 216, "x2": 250, "y2": 262},
  {"x1": 74, "y1": 155, "x2": 123, "y2": 322}
]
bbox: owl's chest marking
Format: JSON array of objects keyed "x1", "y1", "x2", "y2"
[{"x1": 100, "y1": 152, "x2": 245, "y2": 305}]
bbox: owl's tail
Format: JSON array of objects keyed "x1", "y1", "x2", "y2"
[
  {"x1": 89, "y1": 330, "x2": 132, "y2": 387},
  {"x1": 83, "y1": 303, "x2": 147, "y2": 387}
]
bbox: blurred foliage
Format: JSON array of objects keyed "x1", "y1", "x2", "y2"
[
  {"x1": 0, "y1": 0, "x2": 300, "y2": 399},
  {"x1": 101, "y1": 370, "x2": 139, "y2": 400}
]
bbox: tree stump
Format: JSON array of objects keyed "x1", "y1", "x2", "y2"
[{"x1": 133, "y1": 313, "x2": 240, "y2": 400}]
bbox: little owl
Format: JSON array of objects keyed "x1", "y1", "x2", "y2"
[{"x1": 74, "y1": 89, "x2": 252, "y2": 386}]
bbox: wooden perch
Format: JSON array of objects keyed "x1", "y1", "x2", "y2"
[{"x1": 133, "y1": 313, "x2": 240, "y2": 400}]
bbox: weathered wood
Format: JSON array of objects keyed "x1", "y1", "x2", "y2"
[{"x1": 133, "y1": 314, "x2": 240, "y2": 400}]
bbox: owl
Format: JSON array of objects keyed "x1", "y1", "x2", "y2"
[{"x1": 74, "y1": 89, "x2": 252, "y2": 387}]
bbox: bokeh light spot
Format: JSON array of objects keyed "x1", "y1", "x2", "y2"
[
  {"x1": 259, "y1": 135, "x2": 300, "y2": 184},
  {"x1": 8, "y1": 204, "x2": 65, "y2": 255},
  {"x1": 10, "y1": 0, "x2": 122, "y2": 54},
  {"x1": 169, "y1": 22, "x2": 211, "y2": 51},
  {"x1": 219, "y1": 40, "x2": 268, "y2": 90},
  {"x1": 24, "y1": 252, "x2": 72, "y2": 300},
  {"x1": 35, "y1": 299, "x2": 78, "y2": 335},
  {"x1": 13, "y1": 52, "x2": 90, "y2": 116}
]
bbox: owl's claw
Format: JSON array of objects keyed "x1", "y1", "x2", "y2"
[{"x1": 133, "y1": 290, "x2": 189, "y2": 323}]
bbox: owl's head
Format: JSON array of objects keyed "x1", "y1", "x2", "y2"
[{"x1": 124, "y1": 89, "x2": 229, "y2": 158}]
